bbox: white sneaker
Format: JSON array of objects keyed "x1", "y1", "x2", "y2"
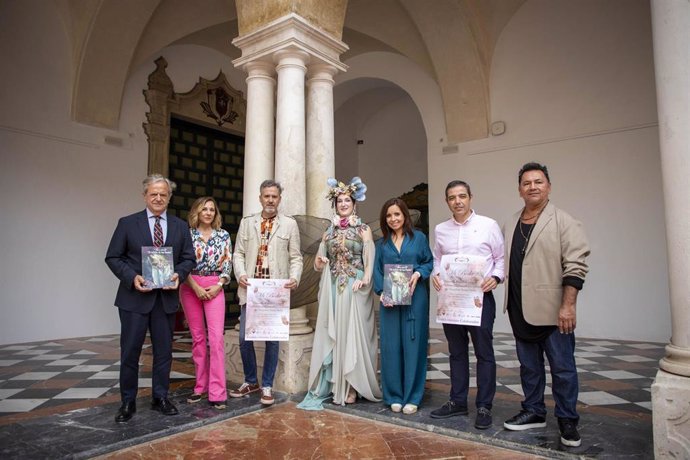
[
  {"x1": 260, "y1": 387, "x2": 275, "y2": 405},
  {"x1": 391, "y1": 403, "x2": 402, "y2": 413}
]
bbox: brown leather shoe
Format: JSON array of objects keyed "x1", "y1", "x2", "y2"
[
  {"x1": 187, "y1": 393, "x2": 205, "y2": 404},
  {"x1": 229, "y1": 382, "x2": 260, "y2": 398}
]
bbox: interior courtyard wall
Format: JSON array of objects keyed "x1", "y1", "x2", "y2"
[
  {"x1": 333, "y1": 98, "x2": 360, "y2": 192},
  {"x1": 0, "y1": 0, "x2": 140, "y2": 344},
  {"x1": 0, "y1": 0, "x2": 246, "y2": 344},
  {"x1": 334, "y1": 85, "x2": 427, "y2": 222},
  {"x1": 353, "y1": 93, "x2": 427, "y2": 222},
  {"x1": 427, "y1": 0, "x2": 669, "y2": 341},
  {"x1": 1, "y1": 0, "x2": 671, "y2": 344}
]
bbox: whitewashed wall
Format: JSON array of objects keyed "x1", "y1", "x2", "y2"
[
  {"x1": 428, "y1": 0, "x2": 669, "y2": 341},
  {"x1": 334, "y1": 86, "x2": 427, "y2": 223},
  {"x1": 0, "y1": 0, "x2": 245, "y2": 344},
  {"x1": 338, "y1": 0, "x2": 669, "y2": 342},
  {"x1": 0, "y1": 0, "x2": 671, "y2": 344}
]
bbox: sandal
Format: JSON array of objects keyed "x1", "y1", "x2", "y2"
[{"x1": 345, "y1": 387, "x2": 357, "y2": 404}]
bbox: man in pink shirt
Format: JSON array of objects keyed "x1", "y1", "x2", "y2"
[{"x1": 430, "y1": 180, "x2": 505, "y2": 430}]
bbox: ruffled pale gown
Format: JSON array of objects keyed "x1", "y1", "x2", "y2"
[{"x1": 298, "y1": 224, "x2": 382, "y2": 409}]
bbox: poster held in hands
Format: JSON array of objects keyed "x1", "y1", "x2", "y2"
[
  {"x1": 436, "y1": 254, "x2": 488, "y2": 326},
  {"x1": 245, "y1": 278, "x2": 291, "y2": 341},
  {"x1": 142, "y1": 246, "x2": 175, "y2": 289},
  {"x1": 382, "y1": 264, "x2": 414, "y2": 305}
]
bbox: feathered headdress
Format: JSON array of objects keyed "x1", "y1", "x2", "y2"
[{"x1": 326, "y1": 177, "x2": 367, "y2": 202}]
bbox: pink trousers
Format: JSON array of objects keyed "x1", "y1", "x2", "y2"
[{"x1": 180, "y1": 275, "x2": 227, "y2": 402}]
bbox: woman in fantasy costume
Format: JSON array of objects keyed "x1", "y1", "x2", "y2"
[{"x1": 298, "y1": 177, "x2": 382, "y2": 409}]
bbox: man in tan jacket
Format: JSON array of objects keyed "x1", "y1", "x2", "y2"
[
  {"x1": 229, "y1": 180, "x2": 303, "y2": 405},
  {"x1": 502, "y1": 162, "x2": 590, "y2": 448}
]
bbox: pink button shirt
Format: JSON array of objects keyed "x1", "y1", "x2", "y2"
[{"x1": 432, "y1": 210, "x2": 505, "y2": 281}]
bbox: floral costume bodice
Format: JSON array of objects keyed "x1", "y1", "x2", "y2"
[{"x1": 325, "y1": 224, "x2": 368, "y2": 292}]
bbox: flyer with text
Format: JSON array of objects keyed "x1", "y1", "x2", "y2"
[
  {"x1": 245, "y1": 278, "x2": 291, "y2": 341},
  {"x1": 436, "y1": 254, "x2": 488, "y2": 326}
]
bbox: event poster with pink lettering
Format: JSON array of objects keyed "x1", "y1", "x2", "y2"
[
  {"x1": 436, "y1": 254, "x2": 488, "y2": 326},
  {"x1": 245, "y1": 279, "x2": 291, "y2": 341}
]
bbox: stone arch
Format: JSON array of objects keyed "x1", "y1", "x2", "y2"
[
  {"x1": 338, "y1": 51, "x2": 446, "y2": 151},
  {"x1": 71, "y1": 0, "x2": 161, "y2": 129},
  {"x1": 71, "y1": 0, "x2": 240, "y2": 130}
]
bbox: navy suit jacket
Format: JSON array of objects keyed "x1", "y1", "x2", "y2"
[{"x1": 105, "y1": 210, "x2": 195, "y2": 314}]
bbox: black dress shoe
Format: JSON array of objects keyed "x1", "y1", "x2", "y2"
[
  {"x1": 151, "y1": 397, "x2": 179, "y2": 415},
  {"x1": 115, "y1": 401, "x2": 136, "y2": 423}
]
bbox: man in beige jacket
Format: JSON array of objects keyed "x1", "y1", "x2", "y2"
[
  {"x1": 229, "y1": 180, "x2": 303, "y2": 405},
  {"x1": 502, "y1": 162, "x2": 590, "y2": 448}
]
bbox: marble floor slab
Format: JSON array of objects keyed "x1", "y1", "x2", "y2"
[
  {"x1": 0, "y1": 328, "x2": 663, "y2": 459},
  {"x1": 96, "y1": 402, "x2": 543, "y2": 460}
]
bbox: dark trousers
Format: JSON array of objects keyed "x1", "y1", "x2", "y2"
[
  {"x1": 515, "y1": 328, "x2": 579, "y2": 421},
  {"x1": 118, "y1": 294, "x2": 176, "y2": 402},
  {"x1": 442, "y1": 291, "x2": 496, "y2": 409}
]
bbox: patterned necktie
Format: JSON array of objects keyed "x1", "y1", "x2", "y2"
[{"x1": 153, "y1": 216, "x2": 164, "y2": 247}]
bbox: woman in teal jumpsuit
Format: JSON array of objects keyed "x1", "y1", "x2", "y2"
[{"x1": 374, "y1": 198, "x2": 433, "y2": 415}]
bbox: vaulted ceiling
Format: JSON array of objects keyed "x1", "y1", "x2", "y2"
[{"x1": 57, "y1": 0, "x2": 525, "y2": 142}]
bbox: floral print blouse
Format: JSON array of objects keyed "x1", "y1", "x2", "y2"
[{"x1": 190, "y1": 228, "x2": 232, "y2": 283}]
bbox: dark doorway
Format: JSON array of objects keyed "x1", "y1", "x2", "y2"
[{"x1": 167, "y1": 117, "x2": 245, "y2": 325}]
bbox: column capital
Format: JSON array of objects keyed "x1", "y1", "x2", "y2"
[
  {"x1": 233, "y1": 13, "x2": 347, "y2": 72},
  {"x1": 244, "y1": 60, "x2": 276, "y2": 78},
  {"x1": 307, "y1": 63, "x2": 338, "y2": 84},
  {"x1": 274, "y1": 48, "x2": 310, "y2": 70}
]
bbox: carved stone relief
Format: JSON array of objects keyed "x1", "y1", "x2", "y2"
[
  {"x1": 653, "y1": 371, "x2": 690, "y2": 458},
  {"x1": 143, "y1": 56, "x2": 247, "y2": 175}
]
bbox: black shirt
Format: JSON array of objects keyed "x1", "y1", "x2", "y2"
[{"x1": 507, "y1": 220, "x2": 556, "y2": 342}]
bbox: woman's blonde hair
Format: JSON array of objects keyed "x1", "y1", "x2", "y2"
[{"x1": 188, "y1": 196, "x2": 222, "y2": 230}]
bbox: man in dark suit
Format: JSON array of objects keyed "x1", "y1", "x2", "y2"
[{"x1": 105, "y1": 174, "x2": 195, "y2": 423}]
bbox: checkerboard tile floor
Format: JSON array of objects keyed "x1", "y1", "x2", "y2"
[
  {"x1": 0, "y1": 330, "x2": 663, "y2": 416},
  {"x1": 0, "y1": 334, "x2": 194, "y2": 415},
  {"x1": 426, "y1": 331, "x2": 664, "y2": 414}
]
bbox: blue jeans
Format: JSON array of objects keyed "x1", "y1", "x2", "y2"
[
  {"x1": 239, "y1": 305, "x2": 279, "y2": 387},
  {"x1": 515, "y1": 329, "x2": 579, "y2": 421},
  {"x1": 442, "y1": 292, "x2": 496, "y2": 410}
]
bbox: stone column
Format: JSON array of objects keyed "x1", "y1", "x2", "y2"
[
  {"x1": 274, "y1": 49, "x2": 309, "y2": 216},
  {"x1": 242, "y1": 61, "x2": 276, "y2": 216},
  {"x1": 306, "y1": 64, "x2": 338, "y2": 218},
  {"x1": 650, "y1": 1, "x2": 690, "y2": 458},
  {"x1": 231, "y1": 13, "x2": 349, "y2": 394}
]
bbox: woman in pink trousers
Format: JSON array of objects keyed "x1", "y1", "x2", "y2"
[{"x1": 180, "y1": 196, "x2": 232, "y2": 409}]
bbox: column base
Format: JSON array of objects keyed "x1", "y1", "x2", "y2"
[
  {"x1": 225, "y1": 329, "x2": 314, "y2": 394},
  {"x1": 652, "y1": 369, "x2": 690, "y2": 458}
]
